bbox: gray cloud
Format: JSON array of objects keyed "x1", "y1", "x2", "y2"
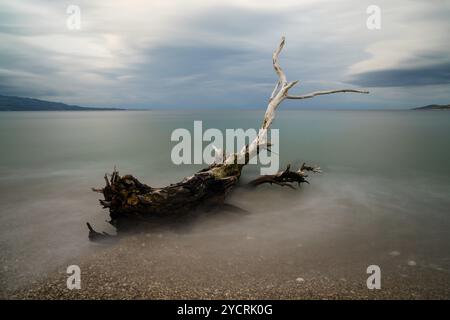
[
  {"x1": 139, "y1": 45, "x2": 255, "y2": 78},
  {"x1": 349, "y1": 62, "x2": 450, "y2": 87},
  {"x1": 0, "y1": 0, "x2": 449, "y2": 109},
  {"x1": 185, "y1": 6, "x2": 294, "y2": 37}
]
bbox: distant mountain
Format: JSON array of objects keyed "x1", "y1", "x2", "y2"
[
  {"x1": 0, "y1": 94, "x2": 122, "y2": 111},
  {"x1": 412, "y1": 104, "x2": 450, "y2": 110}
]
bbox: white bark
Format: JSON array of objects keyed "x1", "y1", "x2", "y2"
[
  {"x1": 224, "y1": 37, "x2": 369, "y2": 165},
  {"x1": 287, "y1": 89, "x2": 369, "y2": 100}
]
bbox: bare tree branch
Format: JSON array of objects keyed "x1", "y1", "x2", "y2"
[
  {"x1": 269, "y1": 80, "x2": 281, "y2": 101},
  {"x1": 248, "y1": 164, "x2": 307, "y2": 188},
  {"x1": 287, "y1": 89, "x2": 369, "y2": 100},
  {"x1": 272, "y1": 36, "x2": 287, "y2": 85},
  {"x1": 249, "y1": 163, "x2": 322, "y2": 189},
  {"x1": 224, "y1": 37, "x2": 368, "y2": 166}
]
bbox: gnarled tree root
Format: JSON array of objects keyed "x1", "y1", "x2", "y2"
[
  {"x1": 89, "y1": 164, "x2": 241, "y2": 237},
  {"x1": 248, "y1": 163, "x2": 321, "y2": 189}
]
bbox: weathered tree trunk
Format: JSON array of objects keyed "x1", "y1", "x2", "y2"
[
  {"x1": 91, "y1": 164, "x2": 241, "y2": 232},
  {"x1": 89, "y1": 37, "x2": 368, "y2": 239}
]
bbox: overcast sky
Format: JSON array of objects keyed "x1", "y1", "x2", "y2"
[{"x1": 0, "y1": 0, "x2": 449, "y2": 109}]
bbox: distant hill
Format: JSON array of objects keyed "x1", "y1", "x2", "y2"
[
  {"x1": 412, "y1": 104, "x2": 450, "y2": 110},
  {"x1": 0, "y1": 94, "x2": 122, "y2": 111}
]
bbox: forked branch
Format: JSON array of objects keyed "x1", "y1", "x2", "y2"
[
  {"x1": 227, "y1": 36, "x2": 369, "y2": 165},
  {"x1": 249, "y1": 163, "x2": 322, "y2": 189}
]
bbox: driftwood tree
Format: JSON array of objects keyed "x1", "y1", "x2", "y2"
[{"x1": 89, "y1": 37, "x2": 368, "y2": 240}]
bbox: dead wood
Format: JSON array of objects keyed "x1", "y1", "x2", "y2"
[
  {"x1": 248, "y1": 163, "x2": 322, "y2": 189},
  {"x1": 88, "y1": 37, "x2": 368, "y2": 239}
]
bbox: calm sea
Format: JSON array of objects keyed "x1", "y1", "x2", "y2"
[{"x1": 1, "y1": 110, "x2": 450, "y2": 292}]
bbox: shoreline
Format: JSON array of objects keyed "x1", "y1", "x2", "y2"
[{"x1": 6, "y1": 232, "x2": 450, "y2": 300}]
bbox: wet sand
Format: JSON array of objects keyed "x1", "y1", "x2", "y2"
[{"x1": 7, "y1": 228, "x2": 450, "y2": 300}]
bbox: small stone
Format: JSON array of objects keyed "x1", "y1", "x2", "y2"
[
  {"x1": 407, "y1": 260, "x2": 417, "y2": 266},
  {"x1": 296, "y1": 277, "x2": 305, "y2": 283}
]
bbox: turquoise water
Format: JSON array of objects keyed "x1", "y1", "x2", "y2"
[{"x1": 0, "y1": 110, "x2": 450, "y2": 292}]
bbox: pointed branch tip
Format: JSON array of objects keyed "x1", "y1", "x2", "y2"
[{"x1": 287, "y1": 89, "x2": 369, "y2": 100}]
